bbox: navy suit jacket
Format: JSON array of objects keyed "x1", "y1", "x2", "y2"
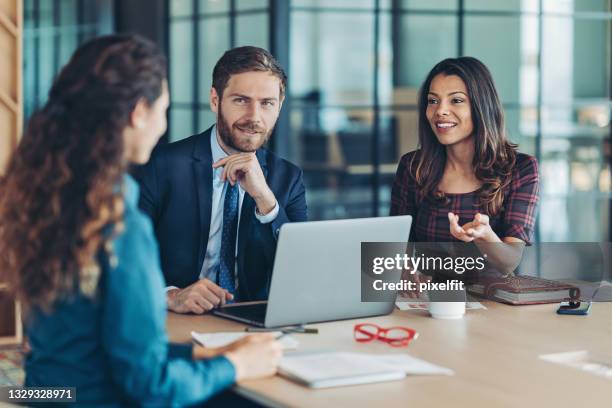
[{"x1": 133, "y1": 126, "x2": 308, "y2": 300}]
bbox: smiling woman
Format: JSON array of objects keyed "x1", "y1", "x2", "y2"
[
  {"x1": 391, "y1": 57, "x2": 539, "y2": 245},
  {"x1": 390, "y1": 58, "x2": 540, "y2": 285},
  {"x1": 391, "y1": 57, "x2": 539, "y2": 295}
]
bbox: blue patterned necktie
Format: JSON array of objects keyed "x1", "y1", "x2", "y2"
[{"x1": 218, "y1": 183, "x2": 239, "y2": 299}]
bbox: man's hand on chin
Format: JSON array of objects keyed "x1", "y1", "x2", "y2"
[
  {"x1": 212, "y1": 153, "x2": 277, "y2": 215},
  {"x1": 167, "y1": 279, "x2": 234, "y2": 314}
]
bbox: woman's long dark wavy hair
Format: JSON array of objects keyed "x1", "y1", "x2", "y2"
[
  {"x1": 0, "y1": 34, "x2": 166, "y2": 311},
  {"x1": 410, "y1": 57, "x2": 517, "y2": 216}
]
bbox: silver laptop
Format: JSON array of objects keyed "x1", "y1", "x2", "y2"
[{"x1": 212, "y1": 216, "x2": 412, "y2": 327}]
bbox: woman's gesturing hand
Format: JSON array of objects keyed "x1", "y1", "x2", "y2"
[{"x1": 448, "y1": 212, "x2": 494, "y2": 242}]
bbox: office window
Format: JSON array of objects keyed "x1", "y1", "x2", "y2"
[
  {"x1": 538, "y1": 4, "x2": 611, "y2": 241},
  {"x1": 166, "y1": 0, "x2": 611, "y2": 241},
  {"x1": 23, "y1": 0, "x2": 114, "y2": 120},
  {"x1": 168, "y1": 0, "x2": 270, "y2": 142},
  {"x1": 290, "y1": 5, "x2": 377, "y2": 219},
  {"x1": 289, "y1": 0, "x2": 611, "y2": 242}
]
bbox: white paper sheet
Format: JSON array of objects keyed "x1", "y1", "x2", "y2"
[
  {"x1": 279, "y1": 351, "x2": 453, "y2": 388},
  {"x1": 395, "y1": 294, "x2": 487, "y2": 311},
  {"x1": 280, "y1": 352, "x2": 403, "y2": 382},
  {"x1": 191, "y1": 331, "x2": 299, "y2": 350},
  {"x1": 539, "y1": 350, "x2": 612, "y2": 379},
  {"x1": 369, "y1": 353, "x2": 455, "y2": 376}
]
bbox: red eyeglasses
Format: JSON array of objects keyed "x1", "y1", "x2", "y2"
[{"x1": 354, "y1": 323, "x2": 419, "y2": 347}]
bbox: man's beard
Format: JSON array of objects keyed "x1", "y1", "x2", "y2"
[{"x1": 217, "y1": 104, "x2": 273, "y2": 153}]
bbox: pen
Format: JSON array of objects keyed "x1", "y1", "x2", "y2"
[
  {"x1": 245, "y1": 326, "x2": 318, "y2": 334},
  {"x1": 295, "y1": 328, "x2": 318, "y2": 334}
]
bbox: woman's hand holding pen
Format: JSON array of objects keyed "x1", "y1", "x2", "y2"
[
  {"x1": 194, "y1": 333, "x2": 282, "y2": 380},
  {"x1": 223, "y1": 334, "x2": 283, "y2": 381},
  {"x1": 193, "y1": 333, "x2": 283, "y2": 380}
]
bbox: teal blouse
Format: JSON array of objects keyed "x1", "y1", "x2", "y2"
[{"x1": 25, "y1": 175, "x2": 235, "y2": 406}]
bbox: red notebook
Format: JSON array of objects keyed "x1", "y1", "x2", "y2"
[{"x1": 467, "y1": 275, "x2": 580, "y2": 305}]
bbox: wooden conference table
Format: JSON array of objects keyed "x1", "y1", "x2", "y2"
[{"x1": 167, "y1": 302, "x2": 612, "y2": 408}]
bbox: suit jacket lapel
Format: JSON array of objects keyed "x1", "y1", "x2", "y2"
[
  {"x1": 255, "y1": 148, "x2": 269, "y2": 179},
  {"x1": 193, "y1": 127, "x2": 214, "y2": 275}
]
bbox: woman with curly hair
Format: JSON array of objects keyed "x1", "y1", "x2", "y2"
[
  {"x1": 0, "y1": 34, "x2": 281, "y2": 406},
  {"x1": 391, "y1": 57, "x2": 539, "y2": 278}
]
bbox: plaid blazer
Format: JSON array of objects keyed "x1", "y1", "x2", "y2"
[{"x1": 390, "y1": 151, "x2": 540, "y2": 244}]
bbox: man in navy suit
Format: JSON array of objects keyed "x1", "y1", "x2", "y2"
[{"x1": 135, "y1": 46, "x2": 307, "y2": 314}]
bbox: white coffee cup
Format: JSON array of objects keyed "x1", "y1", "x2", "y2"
[{"x1": 428, "y1": 301, "x2": 466, "y2": 319}]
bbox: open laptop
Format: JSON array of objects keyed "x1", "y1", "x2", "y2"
[{"x1": 212, "y1": 216, "x2": 412, "y2": 327}]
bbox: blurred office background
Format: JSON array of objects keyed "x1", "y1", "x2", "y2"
[{"x1": 21, "y1": 0, "x2": 612, "y2": 242}]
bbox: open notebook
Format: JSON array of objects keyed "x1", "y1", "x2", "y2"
[{"x1": 279, "y1": 352, "x2": 453, "y2": 388}]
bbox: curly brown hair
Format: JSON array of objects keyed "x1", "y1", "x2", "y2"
[
  {"x1": 412, "y1": 57, "x2": 517, "y2": 216},
  {"x1": 0, "y1": 34, "x2": 167, "y2": 311}
]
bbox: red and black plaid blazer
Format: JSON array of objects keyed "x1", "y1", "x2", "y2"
[{"x1": 390, "y1": 151, "x2": 540, "y2": 244}]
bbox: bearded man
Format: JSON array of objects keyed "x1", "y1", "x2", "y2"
[{"x1": 134, "y1": 46, "x2": 307, "y2": 314}]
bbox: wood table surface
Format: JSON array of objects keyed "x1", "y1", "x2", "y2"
[{"x1": 167, "y1": 301, "x2": 612, "y2": 408}]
